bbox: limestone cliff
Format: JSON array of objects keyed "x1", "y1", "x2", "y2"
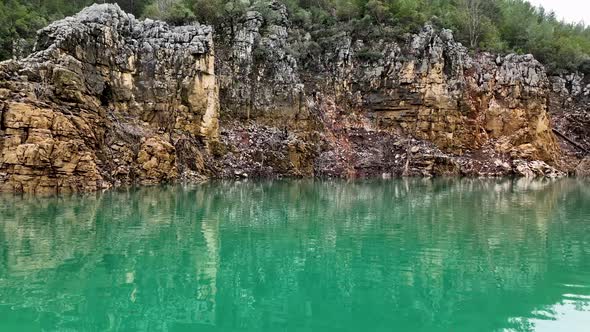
[
  {"x1": 214, "y1": 1, "x2": 563, "y2": 179},
  {"x1": 0, "y1": 4, "x2": 218, "y2": 193},
  {"x1": 0, "y1": 3, "x2": 580, "y2": 193}
]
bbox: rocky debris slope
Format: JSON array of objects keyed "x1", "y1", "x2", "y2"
[
  {"x1": 0, "y1": 4, "x2": 218, "y2": 193},
  {"x1": 548, "y1": 73, "x2": 590, "y2": 175}
]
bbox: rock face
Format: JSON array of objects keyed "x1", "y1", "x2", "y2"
[
  {"x1": 215, "y1": 1, "x2": 561, "y2": 179},
  {"x1": 217, "y1": 2, "x2": 303, "y2": 120},
  {"x1": 0, "y1": 3, "x2": 578, "y2": 193},
  {"x1": 0, "y1": 4, "x2": 218, "y2": 193}
]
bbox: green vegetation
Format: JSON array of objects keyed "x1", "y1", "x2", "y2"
[
  {"x1": 1, "y1": 0, "x2": 590, "y2": 72},
  {"x1": 0, "y1": 0, "x2": 150, "y2": 60}
]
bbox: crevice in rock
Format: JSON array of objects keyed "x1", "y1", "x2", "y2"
[
  {"x1": 0, "y1": 102, "x2": 5, "y2": 130},
  {"x1": 100, "y1": 83, "x2": 113, "y2": 107}
]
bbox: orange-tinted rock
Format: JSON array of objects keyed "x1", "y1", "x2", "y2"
[{"x1": 0, "y1": 4, "x2": 218, "y2": 193}]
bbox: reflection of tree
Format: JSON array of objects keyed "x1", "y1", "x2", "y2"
[{"x1": 0, "y1": 179, "x2": 589, "y2": 331}]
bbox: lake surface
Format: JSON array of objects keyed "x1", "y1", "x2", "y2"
[{"x1": 0, "y1": 179, "x2": 589, "y2": 331}]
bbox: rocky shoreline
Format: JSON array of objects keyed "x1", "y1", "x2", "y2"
[{"x1": 0, "y1": 3, "x2": 587, "y2": 194}]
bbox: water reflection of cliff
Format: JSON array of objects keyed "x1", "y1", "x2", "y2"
[{"x1": 0, "y1": 179, "x2": 589, "y2": 331}]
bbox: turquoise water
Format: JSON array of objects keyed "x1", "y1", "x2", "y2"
[{"x1": 0, "y1": 179, "x2": 590, "y2": 331}]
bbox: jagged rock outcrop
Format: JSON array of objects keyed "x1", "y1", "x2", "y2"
[
  {"x1": 216, "y1": 1, "x2": 304, "y2": 120},
  {"x1": 0, "y1": 4, "x2": 218, "y2": 193},
  {"x1": 0, "y1": 3, "x2": 580, "y2": 193},
  {"x1": 322, "y1": 27, "x2": 557, "y2": 160},
  {"x1": 215, "y1": 1, "x2": 562, "y2": 179}
]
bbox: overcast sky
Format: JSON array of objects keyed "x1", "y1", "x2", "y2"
[{"x1": 527, "y1": 0, "x2": 590, "y2": 25}]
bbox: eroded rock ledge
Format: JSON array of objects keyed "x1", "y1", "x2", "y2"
[{"x1": 0, "y1": 3, "x2": 581, "y2": 193}]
